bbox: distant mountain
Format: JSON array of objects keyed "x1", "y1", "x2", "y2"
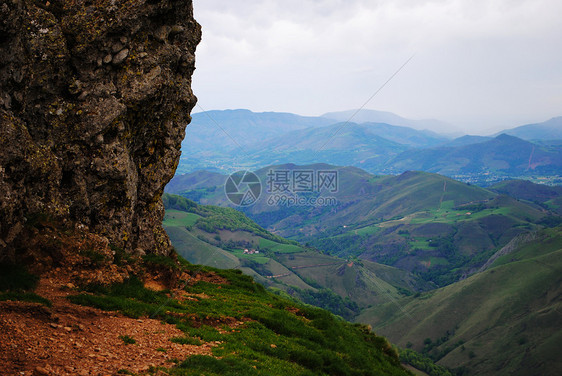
[
  {"x1": 182, "y1": 109, "x2": 334, "y2": 153},
  {"x1": 490, "y1": 179, "x2": 562, "y2": 216},
  {"x1": 382, "y1": 134, "x2": 562, "y2": 183},
  {"x1": 322, "y1": 109, "x2": 455, "y2": 134},
  {"x1": 177, "y1": 110, "x2": 562, "y2": 185},
  {"x1": 490, "y1": 179, "x2": 562, "y2": 202},
  {"x1": 442, "y1": 135, "x2": 492, "y2": 147},
  {"x1": 165, "y1": 170, "x2": 226, "y2": 196},
  {"x1": 498, "y1": 116, "x2": 562, "y2": 140},
  {"x1": 178, "y1": 110, "x2": 451, "y2": 175},
  {"x1": 245, "y1": 122, "x2": 411, "y2": 169}
]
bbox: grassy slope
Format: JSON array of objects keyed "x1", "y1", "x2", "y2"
[
  {"x1": 164, "y1": 225, "x2": 240, "y2": 269},
  {"x1": 60, "y1": 260, "x2": 413, "y2": 376},
  {"x1": 170, "y1": 166, "x2": 556, "y2": 286},
  {"x1": 356, "y1": 226, "x2": 562, "y2": 376},
  {"x1": 162, "y1": 194, "x2": 424, "y2": 315}
]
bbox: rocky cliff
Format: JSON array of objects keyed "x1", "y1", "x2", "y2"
[{"x1": 0, "y1": 0, "x2": 201, "y2": 263}]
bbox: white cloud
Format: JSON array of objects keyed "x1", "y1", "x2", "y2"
[{"x1": 192, "y1": 0, "x2": 562, "y2": 133}]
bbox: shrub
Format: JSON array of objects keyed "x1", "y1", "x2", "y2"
[{"x1": 119, "y1": 335, "x2": 136, "y2": 345}]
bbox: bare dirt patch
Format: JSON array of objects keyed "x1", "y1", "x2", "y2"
[{"x1": 0, "y1": 278, "x2": 216, "y2": 376}]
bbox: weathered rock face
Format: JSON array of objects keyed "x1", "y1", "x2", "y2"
[{"x1": 0, "y1": 0, "x2": 201, "y2": 261}]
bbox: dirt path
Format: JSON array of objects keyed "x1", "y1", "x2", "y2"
[{"x1": 0, "y1": 277, "x2": 215, "y2": 376}]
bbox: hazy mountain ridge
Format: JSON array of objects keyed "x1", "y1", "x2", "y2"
[
  {"x1": 381, "y1": 134, "x2": 562, "y2": 185},
  {"x1": 496, "y1": 116, "x2": 562, "y2": 140},
  {"x1": 177, "y1": 110, "x2": 562, "y2": 185},
  {"x1": 322, "y1": 109, "x2": 454, "y2": 134}
]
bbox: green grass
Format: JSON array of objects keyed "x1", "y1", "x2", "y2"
[
  {"x1": 163, "y1": 210, "x2": 202, "y2": 227},
  {"x1": 119, "y1": 335, "x2": 137, "y2": 345},
  {"x1": 410, "y1": 238, "x2": 432, "y2": 251},
  {"x1": 0, "y1": 291, "x2": 52, "y2": 306},
  {"x1": 165, "y1": 226, "x2": 240, "y2": 269},
  {"x1": 0, "y1": 262, "x2": 51, "y2": 306},
  {"x1": 67, "y1": 259, "x2": 410, "y2": 376},
  {"x1": 170, "y1": 336, "x2": 202, "y2": 346},
  {"x1": 258, "y1": 238, "x2": 305, "y2": 253},
  {"x1": 268, "y1": 244, "x2": 305, "y2": 254},
  {"x1": 353, "y1": 225, "x2": 381, "y2": 236},
  {"x1": 0, "y1": 262, "x2": 39, "y2": 292},
  {"x1": 230, "y1": 249, "x2": 270, "y2": 264},
  {"x1": 258, "y1": 238, "x2": 279, "y2": 249}
]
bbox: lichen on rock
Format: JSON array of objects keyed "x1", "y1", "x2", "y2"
[{"x1": 0, "y1": 0, "x2": 201, "y2": 262}]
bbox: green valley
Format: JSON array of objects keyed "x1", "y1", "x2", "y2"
[
  {"x1": 164, "y1": 165, "x2": 562, "y2": 376},
  {"x1": 168, "y1": 165, "x2": 557, "y2": 287},
  {"x1": 356, "y1": 226, "x2": 562, "y2": 376},
  {"x1": 162, "y1": 194, "x2": 428, "y2": 321}
]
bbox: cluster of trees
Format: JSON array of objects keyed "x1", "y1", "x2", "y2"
[
  {"x1": 291, "y1": 287, "x2": 360, "y2": 321},
  {"x1": 399, "y1": 348, "x2": 453, "y2": 376}
]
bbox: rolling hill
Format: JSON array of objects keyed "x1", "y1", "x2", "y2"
[
  {"x1": 162, "y1": 193, "x2": 429, "y2": 320},
  {"x1": 167, "y1": 165, "x2": 558, "y2": 287},
  {"x1": 322, "y1": 109, "x2": 453, "y2": 134},
  {"x1": 490, "y1": 179, "x2": 562, "y2": 216},
  {"x1": 356, "y1": 226, "x2": 562, "y2": 376},
  {"x1": 497, "y1": 116, "x2": 562, "y2": 140},
  {"x1": 381, "y1": 134, "x2": 562, "y2": 185}
]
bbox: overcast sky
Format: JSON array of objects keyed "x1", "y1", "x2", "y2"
[{"x1": 191, "y1": 0, "x2": 562, "y2": 135}]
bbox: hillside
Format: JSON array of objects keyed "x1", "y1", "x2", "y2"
[
  {"x1": 383, "y1": 134, "x2": 562, "y2": 182},
  {"x1": 162, "y1": 194, "x2": 429, "y2": 319},
  {"x1": 176, "y1": 110, "x2": 448, "y2": 175},
  {"x1": 321, "y1": 109, "x2": 452, "y2": 134},
  {"x1": 244, "y1": 123, "x2": 410, "y2": 169},
  {"x1": 0, "y1": 2, "x2": 416, "y2": 375},
  {"x1": 0, "y1": 249, "x2": 412, "y2": 376},
  {"x1": 498, "y1": 116, "x2": 562, "y2": 140},
  {"x1": 356, "y1": 226, "x2": 562, "y2": 376},
  {"x1": 183, "y1": 109, "x2": 334, "y2": 152},
  {"x1": 177, "y1": 109, "x2": 335, "y2": 173},
  {"x1": 489, "y1": 180, "x2": 562, "y2": 216},
  {"x1": 169, "y1": 165, "x2": 556, "y2": 286}
]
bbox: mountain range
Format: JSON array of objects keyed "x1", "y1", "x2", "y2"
[
  {"x1": 177, "y1": 109, "x2": 562, "y2": 185},
  {"x1": 496, "y1": 116, "x2": 562, "y2": 140},
  {"x1": 322, "y1": 109, "x2": 456, "y2": 134}
]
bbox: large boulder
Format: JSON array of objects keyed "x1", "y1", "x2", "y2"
[{"x1": 0, "y1": 0, "x2": 201, "y2": 261}]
